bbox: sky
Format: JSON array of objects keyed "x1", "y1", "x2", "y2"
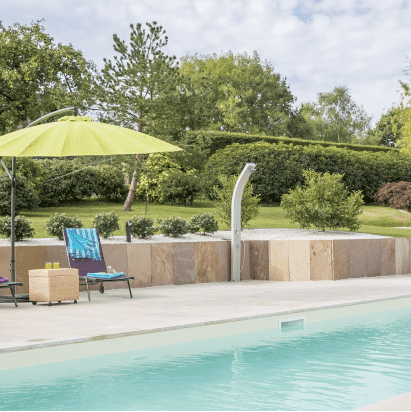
[{"x1": 3, "y1": 0, "x2": 411, "y2": 127}]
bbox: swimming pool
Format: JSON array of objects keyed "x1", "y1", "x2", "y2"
[{"x1": 2, "y1": 297, "x2": 411, "y2": 411}]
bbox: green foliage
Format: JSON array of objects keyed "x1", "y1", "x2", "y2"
[
  {"x1": 180, "y1": 51, "x2": 296, "y2": 136},
  {"x1": 45, "y1": 213, "x2": 83, "y2": 240},
  {"x1": 128, "y1": 215, "x2": 155, "y2": 239},
  {"x1": 204, "y1": 142, "x2": 411, "y2": 204},
  {"x1": 0, "y1": 215, "x2": 35, "y2": 241},
  {"x1": 156, "y1": 216, "x2": 188, "y2": 237},
  {"x1": 368, "y1": 106, "x2": 407, "y2": 147},
  {"x1": 92, "y1": 211, "x2": 120, "y2": 239},
  {"x1": 281, "y1": 169, "x2": 364, "y2": 231},
  {"x1": 213, "y1": 174, "x2": 261, "y2": 228},
  {"x1": 37, "y1": 159, "x2": 98, "y2": 206},
  {"x1": 94, "y1": 164, "x2": 128, "y2": 202},
  {"x1": 160, "y1": 170, "x2": 201, "y2": 205},
  {"x1": 188, "y1": 213, "x2": 219, "y2": 235},
  {"x1": 0, "y1": 20, "x2": 96, "y2": 136},
  {"x1": 0, "y1": 174, "x2": 40, "y2": 215},
  {"x1": 300, "y1": 86, "x2": 372, "y2": 144},
  {"x1": 136, "y1": 153, "x2": 201, "y2": 205},
  {"x1": 92, "y1": 21, "x2": 207, "y2": 138},
  {"x1": 374, "y1": 182, "x2": 411, "y2": 211},
  {"x1": 185, "y1": 130, "x2": 396, "y2": 158}
]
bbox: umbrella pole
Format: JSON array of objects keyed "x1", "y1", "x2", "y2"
[{"x1": 10, "y1": 156, "x2": 16, "y2": 283}]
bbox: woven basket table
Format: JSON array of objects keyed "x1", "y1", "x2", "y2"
[{"x1": 29, "y1": 268, "x2": 79, "y2": 306}]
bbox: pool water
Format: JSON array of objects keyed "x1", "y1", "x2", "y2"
[{"x1": 3, "y1": 304, "x2": 411, "y2": 411}]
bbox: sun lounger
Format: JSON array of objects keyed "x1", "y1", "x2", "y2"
[
  {"x1": 0, "y1": 281, "x2": 23, "y2": 307},
  {"x1": 63, "y1": 228, "x2": 134, "y2": 301}
]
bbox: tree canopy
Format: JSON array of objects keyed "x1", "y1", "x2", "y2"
[
  {"x1": 92, "y1": 21, "x2": 209, "y2": 138},
  {"x1": 397, "y1": 56, "x2": 411, "y2": 155},
  {"x1": 300, "y1": 86, "x2": 372, "y2": 144},
  {"x1": 0, "y1": 20, "x2": 95, "y2": 135},
  {"x1": 180, "y1": 51, "x2": 298, "y2": 136}
]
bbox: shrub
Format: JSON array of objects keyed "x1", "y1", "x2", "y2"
[
  {"x1": 0, "y1": 174, "x2": 40, "y2": 215},
  {"x1": 159, "y1": 170, "x2": 201, "y2": 205},
  {"x1": 45, "y1": 213, "x2": 83, "y2": 240},
  {"x1": 92, "y1": 211, "x2": 120, "y2": 239},
  {"x1": 157, "y1": 217, "x2": 188, "y2": 237},
  {"x1": 373, "y1": 181, "x2": 411, "y2": 211},
  {"x1": 203, "y1": 141, "x2": 411, "y2": 204},
  {"x1": 136, "y1": 153, "x2": 202, "y2": 205},
  {"x1": 94, "y1": 164, "x2": 129, "y2": 202},
  {"x1": 188, "y1": 213, "x2": 219, "y2": 235},
  {"x1": 127, "y1": 216, "x2": 155, "y2": 239},
  {"x1": 213, "y1": 174, "x2": 261, "y2": 228},
  {"x1": 280, "y1": 169, "x2": 365, "y2": 232},
  {"x1": 37, "y1": 159, "x2": 98, "y2": 206},
  {"x1": 0, "y1": 215, "x2": 35, "y2": 241}
]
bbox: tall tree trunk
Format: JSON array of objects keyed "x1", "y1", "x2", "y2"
[{"x1": 122, "y1": 120, "x2": 143, "y2": 212}]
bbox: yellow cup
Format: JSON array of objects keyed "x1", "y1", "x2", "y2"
[
  {"x1": 53, "y1": 262, "x2": 60, "y2": 269},
  {"x1": 45, "y1": 262, "x2": 52, "y2": 269}
]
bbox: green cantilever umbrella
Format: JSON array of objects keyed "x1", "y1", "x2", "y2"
[{"x1": 0, "y1": 107, "x2": 182, "y2": 298}]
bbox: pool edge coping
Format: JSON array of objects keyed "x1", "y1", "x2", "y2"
[{"x1": 3, "y1": 293, "x2": 411, "y2": 354}]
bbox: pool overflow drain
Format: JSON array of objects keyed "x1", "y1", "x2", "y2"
[{"x1": 279, "y1": 317, "x2": 306, "y2": 333}]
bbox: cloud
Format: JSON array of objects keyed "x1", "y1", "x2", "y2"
[{"x1": 3, "y1": 0, "x2": 411, "y2": 126}]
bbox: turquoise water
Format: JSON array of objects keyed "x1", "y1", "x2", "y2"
[{"x1": 3, "y1": 305, "x2": 411, "y2": 411}]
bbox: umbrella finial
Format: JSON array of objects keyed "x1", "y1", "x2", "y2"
[{"x1": 74, "y1": 106, "x2": 78, "y2": 116}]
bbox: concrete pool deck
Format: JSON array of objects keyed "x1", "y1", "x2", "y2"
[{"x1": 2, "y1": 276, "x2": 411, "y2": 410}]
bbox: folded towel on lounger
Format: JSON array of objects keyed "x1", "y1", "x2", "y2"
[{"x1": 86, "y1": 272, "x2": 126, "y2": 279}]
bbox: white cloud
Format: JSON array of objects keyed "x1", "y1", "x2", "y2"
[{"x1": 3, "y1": 0, "x2": 411, "y2": 126}]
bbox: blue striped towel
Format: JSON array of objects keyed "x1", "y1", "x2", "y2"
[
  {"x1": 87, "y1": 272, "x2": 126, "y2": 279},
  {"x1": 66, "y1": 228, "x2": 102, "y2": 261}
]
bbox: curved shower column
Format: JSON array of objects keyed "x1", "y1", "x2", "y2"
[{"x1": 231, "y1": 163, "x2": 256, "y2": 281}]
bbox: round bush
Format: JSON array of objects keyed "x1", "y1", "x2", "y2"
[
  {"x1": 157, "y1": 217, "x2": 188, "y2": 238},
  {"x1": 128, "y1": 216, "x2": 155, "y2": 239},
  {"x1": 37, "y1": 159, "x2": 98, "y2": 207},
  {"x1": 94, "y1": 164, "x2": 129, "y2": 202},
  {"x1": 0, "y1": 215, "x2": 35, "y2": 241},
  {"x1": 159, "y1": 170, "x2": 201, "y2": 205},
  {"x1": 374, "y1": 181, "x2": 411, "y2": 211},
  {"x1": 188, "y1": 213, "x2": 219, "y2": 235},
  {"x1": 45, "y1": 213, "x2": 83, "y2": 240},
  {"x1": 92, "y1": 211, "x2": 120, "y2": 239},
  {"x1": 0, "y1": 174, "x2": 40, "y2": 216}
]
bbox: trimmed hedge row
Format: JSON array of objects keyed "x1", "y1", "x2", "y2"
[
  {"x1": 203, "y1": 142, "x2": 411, "y2": 204},
  {"x1": 185, "y1": 130, "x2": 398, "y2": 158}
]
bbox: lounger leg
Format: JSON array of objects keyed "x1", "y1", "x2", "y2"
[
  {"x1": 86, "y1": 278, "x2": 91, "y2": 301},
  {"x1": 127, "y1": 280, "x2": 133, "y2": 299},
  {"x1": 9, "y1": 285, "x2": 18, "y2": 307}
]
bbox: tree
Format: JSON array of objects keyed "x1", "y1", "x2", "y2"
[
  {"x1": 299, "y1": 86, "x2": 372, "y2": 144},
  {"x1": 92, "y1": 21, "x2": 206, "y2": 211},
  {"x1": 213, "y1": 174, "x2": 261, "y2": 228},
  {"x1": 0, "y1": 20, "x2": 95, "y2": 135},
  {"x1": 180, "y1": 51, "x2": 298, "y2": 136},
  {"x1": 396, "y1": 56, "x2": 411, "y2": 155},
  {"x1": 280, "y1": 169, "x2": 364, "y2": 232},
  {"x1": 365, "y1": 106, "x2": 406, "y2": 147}
]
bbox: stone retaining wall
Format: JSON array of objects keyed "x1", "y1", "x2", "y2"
[{"x1": 0, "y1": 237, "x2": 409, "y2": 295}]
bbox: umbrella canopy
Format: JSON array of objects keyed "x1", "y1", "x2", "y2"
[
  {"x1": 0, "y1": 110, "x2": 182, "y2": 293},
  {"x1": 0, "y1": 116, "x2": 181, "y2": 157}
]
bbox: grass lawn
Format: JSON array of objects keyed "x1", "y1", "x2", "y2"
[{"x1": 10, "y1": 199, "x2": 411, "y2": 239}]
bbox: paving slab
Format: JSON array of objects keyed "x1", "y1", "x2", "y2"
[{"x1": 1, "y1": 275, "x2": 411, "y2": 352}]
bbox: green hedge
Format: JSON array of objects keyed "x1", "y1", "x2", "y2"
[
  {"x1": 185, "y1": 130, "x2": 398, "y2": 158},
  {"x1": 203, "y1": 142, "x2": 411, "y2": 203}
]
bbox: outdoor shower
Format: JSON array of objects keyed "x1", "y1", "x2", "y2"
[{"x1": 231, "y1": 163, "x2": 256, "y2": 281}]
